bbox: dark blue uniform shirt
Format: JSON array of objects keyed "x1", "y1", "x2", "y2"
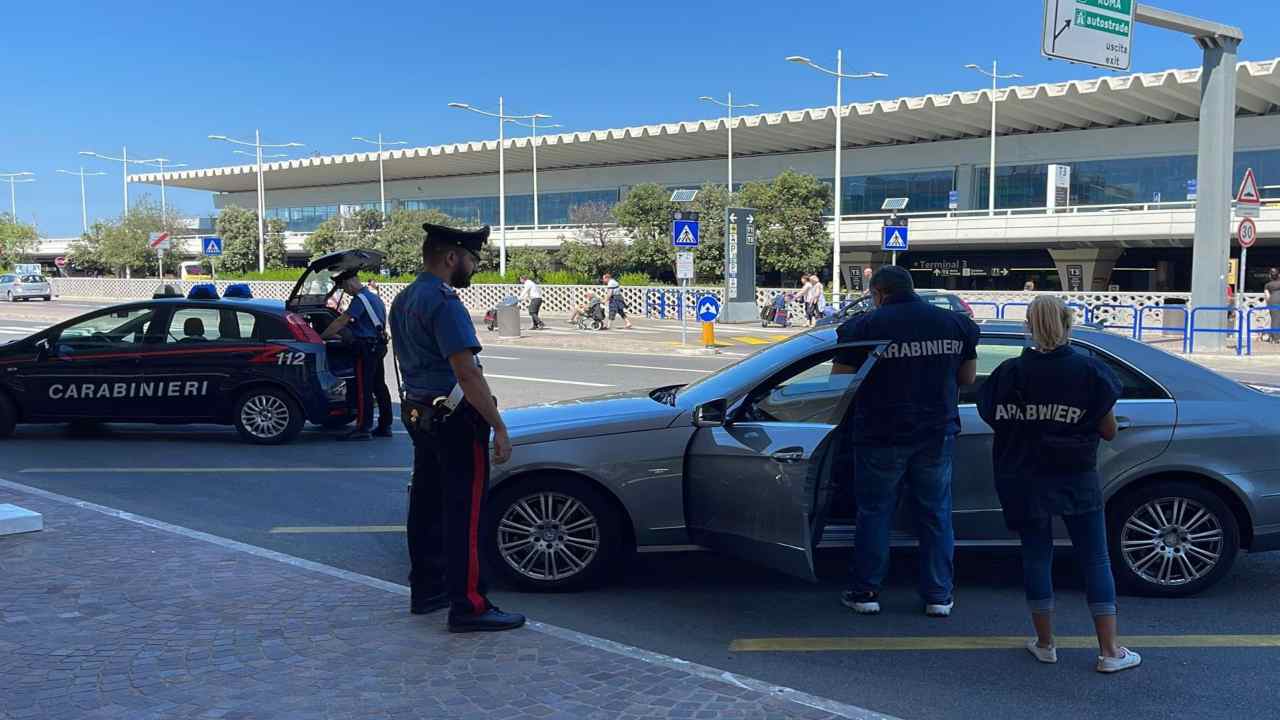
[
  {"x1": 977, "y1": 344, "x2": 1123, "y2": 528},
  {"x1": 347, "y1": 287, "x2": 386, "y2": 340},
  {"x1": 389, "y1": 273, "x2": 481, "y2": 398},
  {"x1": 834, "y1": 291, "x2": 979, "y2": 445}
]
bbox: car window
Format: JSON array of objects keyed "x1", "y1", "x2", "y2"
[
  {"x1": 1070, "y1": 343, "x2": 1169, "y2": 400},
  {"x1": 741, "y1": 350, "x2": 858, "y2": 425},
  {"x1": 57, "y1": 307, "x2": 157, "y2": 353},
  {"x1": 236, "y1": 312, "x2": 258, "y2": 339},
  {"x1": 21, "y1": 275, "x2": 46, "y2": 283},
  {"x1": 164, "y1": 308, "x2": 261, "y2": 343},
  {"x1": 959, "y1": 336, "x2": 1025, "y2": 405},
  {"x1": 0, "y1": 275, "x2": 13, "y2": 283}
]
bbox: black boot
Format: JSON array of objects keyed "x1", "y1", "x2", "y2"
[
  {"x1": 447, "y1": 607, "x2": 526, "y2": 633},
  {"x1": 410, "y1": 589, "x2": 449, "y2": 615}
]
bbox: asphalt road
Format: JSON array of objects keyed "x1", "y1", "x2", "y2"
[{"x1": 3, "y1": 302, "x2": 1280, "y2": 719}]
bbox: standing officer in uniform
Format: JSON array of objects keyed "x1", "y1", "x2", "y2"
[
  {"x1": 390, "y1": 222, "x2": 525, "y2": 633},
  {"x1": 322, "y1": 271, "x2": 393, "y2": 440},
  {"x1": 832, "y1": 266, "x2": 979, "y2": 618}
]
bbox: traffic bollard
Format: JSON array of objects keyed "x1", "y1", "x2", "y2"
[{"x1": 702, "y1": 321, "x2": 715, "y2": 347}]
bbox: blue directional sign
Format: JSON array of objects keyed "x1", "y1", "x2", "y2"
[
  {"x1": 672, "y1": 219, "x2": 700, "y2": 248},
  {"x1": 696, "y1": 295, "x2": 721, "y2": 322},
  {"x1": 881, "y1": 225, "x2": 909, "y2": 251},
  {"x1": 202, "y1": 236, "x2": 223, "y2": 257}
]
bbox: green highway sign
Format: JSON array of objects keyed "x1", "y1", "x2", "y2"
[{"x1": 1042, "y1": 0, "x2": 1135, "y2": 71}]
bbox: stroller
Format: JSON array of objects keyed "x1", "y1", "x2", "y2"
[
  {"x1": 760, "y1": 293, "x2": 792, "y2": 328},
  {"x1": 485, "y1": 296, "x2": 520, "y2": 331},
  {"x1": 576, "y1": 296, "x2": 606, "y2": 331}
]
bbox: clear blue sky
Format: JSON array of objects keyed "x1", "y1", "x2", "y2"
[{"x1": 7, "y1": 0, "x2": 1280, "y2": 236}]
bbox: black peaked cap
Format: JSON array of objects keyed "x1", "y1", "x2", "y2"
[{"x1": 423, "y1": 223, "x2": 490, "y2": 255}]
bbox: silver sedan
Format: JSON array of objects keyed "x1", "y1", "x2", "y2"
[{"x1": 484, "y1": 321, "x2": 1280, "y2": 598}]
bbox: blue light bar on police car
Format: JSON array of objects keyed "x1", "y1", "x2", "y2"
[{"x1": 187, "y1": 284, "x2": 219, "y2": 300}]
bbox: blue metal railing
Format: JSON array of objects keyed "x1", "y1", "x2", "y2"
[
  {"x1": 967, "y1": 301, "x2": 1001, "y2": 319},
  {"x1": 999, "y1": 302, "x2": 1029, "y2": 320},
  {"x1": 1137, "y1": 305, "x2": 1189, "y2": 353},
  {"x1": 1188, "y1": 306, "x2": 1243, "y2": 355},
  {"x1": 1245, "y1": 305, "x2": 1280, "y2": 355},
  {"x1": 1065, "y1": 301, "x2": 1094, "y2": 325},
  {"x1": 1092, "y1": 303, "x2": 1137, "y2": 338}
]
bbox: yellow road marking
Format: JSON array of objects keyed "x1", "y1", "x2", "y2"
[
  {"x1": 729, "y1": 635, "x2": 1280, "y2": 652},
  {"x1": 770, "y1": 335, "x2": 793, "y2": 342},
  {"x1": 734, "y1": 336, "x2": 771, "y2": 345},
  {"x1": 270, "y1": 525, "x2": 406, "y2": 534}
]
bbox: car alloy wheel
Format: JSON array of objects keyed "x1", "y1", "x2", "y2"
[
  {"x1": 240, "y1": 393, "x2": 291, "y2": 440},
  {"x1": 1120, "y1": 496, "x2": 1224, "y2": 588},
  {"x1": 498, "y1": 491, "x2": 601, "y2": 583}
]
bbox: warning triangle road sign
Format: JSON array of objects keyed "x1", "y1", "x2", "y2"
[
  {"x1": 884, "y1": 229, "x2": 907, "y2": 250},
  {"x1": 1237, "y1": 167, "x2": 1261, "y2": 205}
]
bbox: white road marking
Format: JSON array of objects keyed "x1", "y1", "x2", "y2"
[
  {"x1": 480, "y1": 355, "x2": 521, "y2": 360},
  {"x1": 607, "y1": 363, "x2": 713, "y2": 374},
  {"x1": 484, "y1": 373, "x2": 613, "y2": 388}
]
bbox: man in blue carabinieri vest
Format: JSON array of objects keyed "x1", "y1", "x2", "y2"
[{"x1": 832, "y1": 265, "x2": 980, "y2": 618}]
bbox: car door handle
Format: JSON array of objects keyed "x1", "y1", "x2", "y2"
[
  {"x1": 771, "y1": 449, "x2": 806, "y2": 463},
  {"x1": 1116, "y1": 417, "x2": 1133, "y2": 431}
]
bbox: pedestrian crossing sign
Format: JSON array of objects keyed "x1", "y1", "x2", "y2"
[
  {"x1": 202, "y1": 236, "x2": 223, "y2": 257},
  {"x1": 672, "y1": 219, "x2": 700, "y2": 247},
  {"x1": 881, "y1": 226, "x2": 908, "y2": 251}
]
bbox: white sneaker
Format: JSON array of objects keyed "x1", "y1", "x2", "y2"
[
  {"x1": 1096, "y1": 648, "x2": 1142, "y2": 674},
  {"x1": 1026, "y1": 639, "x2": 1058, "y2": 664},
  {"x1": 924, "y1": 601, "x2": 954, "y2": 618}
]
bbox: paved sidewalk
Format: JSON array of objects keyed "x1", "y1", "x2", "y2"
[{"x1": 0, "y1": 481, "x2": 892, "y2": 720}]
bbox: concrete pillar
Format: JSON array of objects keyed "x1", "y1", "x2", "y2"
[
  {"x1": 1048, "y1": 248, "x2": 1124, "y2": 292},
  {"x1": 954, "y1": 164, "x2": 975, "y2": 211}
]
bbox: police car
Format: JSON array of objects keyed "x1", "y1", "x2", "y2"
[{"x1": 0, "y1": 249, "x2": 385, "y2": 444}]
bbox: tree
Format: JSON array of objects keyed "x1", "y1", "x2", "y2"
[
  {"x1": 569, "y1": 202, "x2": 620, "y2": 248},
  {"x1": 0, "y1": 213, "x2": 39, "y2": 270},
  {"x1": 560, "y1": 201, "x2": 626, "y2": 279},
  {"x1": 739, "y1": 170, "x2": 832, "y2": 279},
  {"x1": 611, "y1": 183, "x2": 675, "y2": 246},
  {"x1": 303, "y1": 217, "x2": 344, "y2": 260},
  {"x1": 689, "y1": 183, "x2": 729, "y2": 283},
  {"x1": 215, "y1": 206, "x2": 287, "y2": 274},
  {"x1": 375, "y1": 208, "x2": 458, "y2": 276},
  {"x1": 66, "y1": 197, "x2": 190, "y2": 277}
]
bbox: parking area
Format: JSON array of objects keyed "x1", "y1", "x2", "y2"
[{"x1": 4, "y1": 301, "x2": 1280, "y2": 719}]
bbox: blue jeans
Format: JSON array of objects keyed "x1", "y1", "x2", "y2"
[
  {"x1": 1019, "y1": 509, "x2": 1117, "y2": 617},
  {"x1": 849, "y1": 434, "x2": 955, "y2": 604}
]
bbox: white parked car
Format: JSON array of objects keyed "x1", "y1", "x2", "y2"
[{"x1": 0, "y1": 273, "x2": 52, "y2": 302}]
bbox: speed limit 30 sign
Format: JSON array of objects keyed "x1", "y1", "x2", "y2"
[{"x1": 1238, "y1": 217, "x2": 1258, "y2": 248}]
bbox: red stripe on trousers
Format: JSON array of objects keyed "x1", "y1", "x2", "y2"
[
  {"x1": 466, "y1": 438, "x2": 486, "y2": 615},
  {"x1": 354, "y1": 354, "x2": 366, "y2": 427}
]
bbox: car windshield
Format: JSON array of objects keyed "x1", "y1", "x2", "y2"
[
  {"x1": 676, "y1": 332, "x2": 821, "y2": 401},
  {"x1": 21, "y1": 275, "x2": 45, "y2": 283}
]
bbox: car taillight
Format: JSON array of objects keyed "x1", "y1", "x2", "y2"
[
  {"x1": 957, "y1": 298, "x2": 975, "y2": 317},
  {"x1": 286, "y1": 313, "x2": 324, "y2": 343}
]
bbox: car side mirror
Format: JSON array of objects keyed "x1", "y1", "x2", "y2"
[{"x1": 693, "y1": 399, "x2": 728, "y2": 428}]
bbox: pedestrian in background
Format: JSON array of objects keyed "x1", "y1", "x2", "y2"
[
  {"x1": 1266, "y1": 268, "x2": 1280, "y2": 343},
  {"x1": 519, "y1": 275, "x2": 545, "y2": 330},
  {"x1": 832, "y1": 266, "x2": 979, "y2": 618},
  {"x1": 602, "y1": 273, "x2": 632, "y2": 329},
  {"x1": 812, "y1": 274, "x2": 827, "y2": 323},
  {"x1": 1024, "y1": 280, "x2": 1036, "y2": 292},
  {"x1": 977, "y1": 295, "x2": 1140, "y2": 673},
  {"x1": 801, "y1": 275, "x2": 818, "y2": 327}
]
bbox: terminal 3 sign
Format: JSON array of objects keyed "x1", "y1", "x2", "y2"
[{"x1": 912, "y1": 259, "x2": 1011, "y2": 279}]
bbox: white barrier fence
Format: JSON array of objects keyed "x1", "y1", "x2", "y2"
[{"x1": 45, "y1": 277, "x2": 1278, "y2": 350}]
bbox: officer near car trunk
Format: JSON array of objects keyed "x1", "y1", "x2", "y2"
[
  {"x1": 832, "y1": 265, "x2": 979, "y2": 618},
  {"x1": 389, "y1": 222, "x2": 525, "y2": 632},
  {"x1": 322, "y1": 271, "x2": 392, "y2": 440}
]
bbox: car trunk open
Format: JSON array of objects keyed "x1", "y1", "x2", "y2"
[{"x1": 285, "y1": 248, "x2": 385, "y2": 385}]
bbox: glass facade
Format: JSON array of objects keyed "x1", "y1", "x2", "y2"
[
  {"x1": 976, "y1": 148, "x2": 1280, "y2": 209},
  {"x1": 403, "y1": 188, "x2": 620, "y2": 226},
  {"x1": 830, "y1": 169, "x2": 957, "y2": 214},
  {"x1": 265, "y1": 204, "x2": 338, "y2": 232}
]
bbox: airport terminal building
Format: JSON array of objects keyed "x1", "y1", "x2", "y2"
[{"x1": 131, "y1": 58, "x2": 1280, "y2": 293}]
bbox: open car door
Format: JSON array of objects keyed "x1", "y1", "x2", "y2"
[
  {"x1": 285, "y1": 249, "x2": 385, "y2": 312},
  {"x1": 683, "y1": 341, "x2": 886, "y2": 581}
]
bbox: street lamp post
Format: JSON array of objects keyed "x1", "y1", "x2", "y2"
[
  {"x1": 506, "y1": 116, "x2": 562, "y2": 228},
  {"x1": 965, "y1": 61, "x2": 1023, "y2": 216},
  {"x1": 449, "y1": 100, "x2": 552, "y2": 276},
  {"x1": 133, "y1": 158, "x2": 189, "y2": 222},
  {"x1": 79, "y1": 148, "x2": 162, "y2": 218},
  {"x1": 209, "y1": 131, "x2": 304, "y2": 272},
  {"x1": 56, "y1": 168, "x2": 107, "y2": 233},
  {"x1": 353, "y1": 133, "x2": 408, "y2": 218},
  {"x1": 0, "y1": 172, "x2": 35, "y2": 223},
  {"x1": 787, "y1": 51, "x2": 887, "y2": 301},
  {"x1": 698, "y1": 93, "x2": 759, "y2": 199}
]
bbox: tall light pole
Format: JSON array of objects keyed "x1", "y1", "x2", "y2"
[
  {"x1": 449, "y1": 100, "x2": 550, "y2": 276},
  {"x1": 353, "y1": 133, "x2": 408, "y2": 218},
  {"x1": 966, "y1": 61, "x2": 1023, "y2": 216},
  {"x1": 133, "y1": 158, "x2": 189, "y2": 222},
  {"x1": 56, "y1": 168, "x2": 107, "y2": 233},
  {"x1": 79, "y1": 148, "x2": 161, "y2": 218},
  {"x1": 788, "y1": 51, "x2": 887, "y2": 300},
  {"x1": 209, "y1": 131, "x2": 304, "y2": 272},
  {"x1": 698, "y1": 93, "x2": 759, "y2": 199},
  {"x1": 506, "y1": 116, "x2": 561, "y2": 228},
  {"x1": 0, "y1": 172, "x2": 35, "y2": 223}
]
